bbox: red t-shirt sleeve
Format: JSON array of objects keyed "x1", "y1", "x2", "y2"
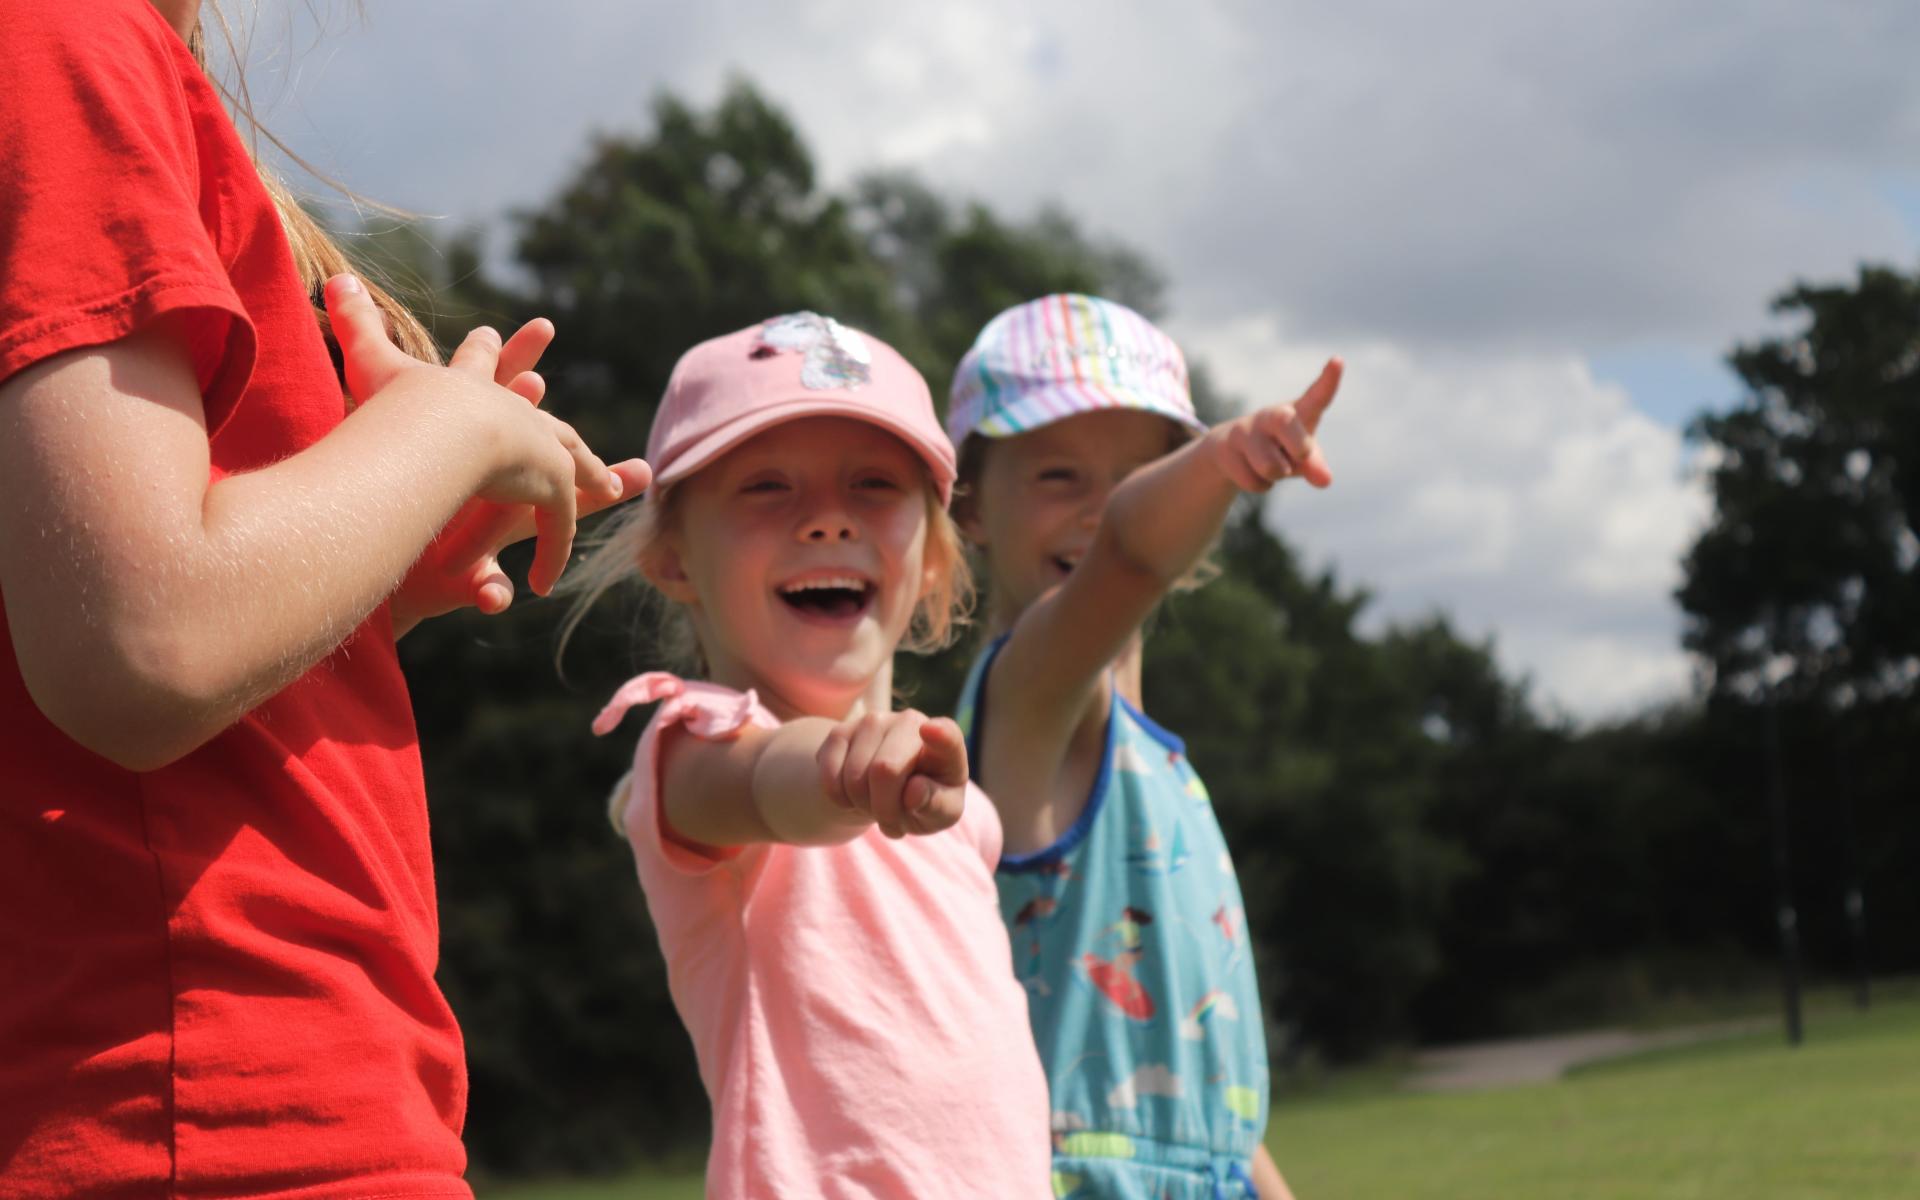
[{"x1": 0, "y1": 0, "x2": 256, "y2": 433}]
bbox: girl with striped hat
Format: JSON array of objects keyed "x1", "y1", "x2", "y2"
[{"x1": 949, "y1": 293, "x2": 1341, "y2": 1199}]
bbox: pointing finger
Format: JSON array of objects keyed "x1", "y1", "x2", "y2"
[{"x1": 1295, "y1": 357, "x2": 1343, "y2": 432}]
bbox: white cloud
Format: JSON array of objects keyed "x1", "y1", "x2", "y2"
[
  {"x1": 1176, "y1": 313, "x2": 1713, "y2": 720},
  {"x1": 1107, "y1": 1063, "x2": 1184, "y2": 1109},
  {"x1": 1113, "y1": 742, "x2": 1157, "y2": 776},
  {"x1": 251, "y1": 1, "x2": 1920, "y2": 355}
]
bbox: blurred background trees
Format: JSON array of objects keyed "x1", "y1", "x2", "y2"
[{"x1": 344, "y1": 81, "x2": 1918, "y2": 1175}]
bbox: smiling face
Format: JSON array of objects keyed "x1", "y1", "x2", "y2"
[
  {"x1": 962, "y1": 409, "x2": 1185, "y2": 628},
  {"x1": 648, "y1": 417, "x2": 941, "y2": 719}
]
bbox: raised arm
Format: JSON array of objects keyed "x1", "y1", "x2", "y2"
[
  {"x1": 660, "y1": 709, "x2": 968, "y2": 849},
  {"x1": 0, "y1": 277, "x2": 628, "y2": 770},
  {"x1": 979, "y1": 359, "x2": 1342, "y2": 836}
]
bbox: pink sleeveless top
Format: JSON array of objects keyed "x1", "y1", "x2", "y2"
[{"x1": 594, "y1": 673, "x2": 1050, "y2": 1199}]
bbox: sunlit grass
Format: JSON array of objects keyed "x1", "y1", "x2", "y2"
[{"x1": 486, "y1": 995, "x2": 1918, "y2": 1200}]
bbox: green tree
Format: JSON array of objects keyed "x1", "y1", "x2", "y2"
[
  {"x1": 1680, "y1": 265, "x2": 1920, "y2": 704},
  {"x1": 1677, "y1": 264, "x2": 1920, "y2": 999},
  {"x1": 1172, "y1": 513, "x2": 1470, "y2": 1059}
]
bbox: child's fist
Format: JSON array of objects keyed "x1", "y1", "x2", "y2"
[
  {"x1": 1211, "y1": 356, "x2": 1342, "y2": 492},
  {"x1": 816, "y1": 710, "x2": 969, "y2": 839}
]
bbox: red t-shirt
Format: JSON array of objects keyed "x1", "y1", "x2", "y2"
[{"x1": 0, "y1": 2, "x2": 470, "y2": 1195}]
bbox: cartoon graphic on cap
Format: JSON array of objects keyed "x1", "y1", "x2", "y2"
[{"x1": 754, "y1": 312, "x2": 872, "y2": 389}]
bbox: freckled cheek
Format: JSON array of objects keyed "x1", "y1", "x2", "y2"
[
  {"x1": 687, "y1": 513, "x2": 779, "y2": 608},
  {"x1": 864, "y1": 506, "x2": 926, "y2": 579}
]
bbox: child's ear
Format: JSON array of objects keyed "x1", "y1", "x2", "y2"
[
  {"x1": 642, "y1": 540, "x2": 699, "y2": 605},
  {"x1": 952, "y1": 495, "x2": 989, "y2": 547}
]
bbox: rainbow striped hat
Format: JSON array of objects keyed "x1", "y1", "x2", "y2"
[{"x1": 947, "y1": 293, "x2": 1206, "y2": 450}]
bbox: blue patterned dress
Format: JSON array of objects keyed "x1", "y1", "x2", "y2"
[{"x1": 958, "y1": 638, "x2": 1269, "y2": 1199}]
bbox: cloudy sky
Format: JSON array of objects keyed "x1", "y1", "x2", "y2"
[{"x1": 241, "y1": 0, "x2": 1920, "y2": 720}]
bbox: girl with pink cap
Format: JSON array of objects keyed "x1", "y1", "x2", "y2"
[
  {"x1": 572, "y1": 313, "x2": 1049, "y2": 1197},
  {"x1": 949, "y1": 294, "x2": 1341, "y2": 1199}
]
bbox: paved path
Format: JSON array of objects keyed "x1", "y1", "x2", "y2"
[{"x1": 1402, "y1": 1020, "x2": 1771, "y2": 1092}]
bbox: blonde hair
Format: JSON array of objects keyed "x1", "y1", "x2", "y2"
[
  {"x1": 560, "y1": 473, "x2": 974, "y2": 677},
  {"x1": 193, "y1": 2, "x2": 440, "y2": 371}
]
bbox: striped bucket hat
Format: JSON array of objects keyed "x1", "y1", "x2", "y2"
[{"x1": 947, "y1": 293, "x2": 1206, "y2": 451}]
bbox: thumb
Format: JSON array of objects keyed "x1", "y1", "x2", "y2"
[
  {"x1": 468, "y1": 554, "x2": 514, "y2": 616},
  {"x1": 324, "y1": 274, "x2": 413, "y2": 402},
  {"x1": 914, "y1": 718, "x2": 969, "y2": 789}
]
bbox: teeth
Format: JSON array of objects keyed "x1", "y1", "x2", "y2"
[{"x1": 780, "y1": 576, "x2": 868, "y2": 594}]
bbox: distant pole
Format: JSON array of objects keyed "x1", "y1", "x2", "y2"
[
  {"x1": 1832, "y1": 722, "x2": 1871, "y2": 1011},
  {"x1": 1765, "y1": 686, "x2": 1804, "y2": 1046}
]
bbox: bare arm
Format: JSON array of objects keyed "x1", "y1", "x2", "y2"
[
  {"x1": 0, "y1": 276, "x2": 626, "y2": 770},
  {"x1": 979, "y1": 359, "x2": 1342, "y2": 842},
  {"x1": 1252, "y1": 1144, "x2": 1297, "y2": 1199},
  {"x1": 660, "y1": 709, "x2": 968, "y2": 849}
]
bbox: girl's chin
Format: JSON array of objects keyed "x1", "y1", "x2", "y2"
[
  {"x1": 761, "y1": 625, "x2": 896, "y2": 674},
  {"x1": 761, "y1": 658, "x2": 891, "y2": 715}
]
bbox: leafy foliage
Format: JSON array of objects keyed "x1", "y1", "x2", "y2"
[{"x1": 1681, "y1": 266, "x2": 1920, "y2": 705}]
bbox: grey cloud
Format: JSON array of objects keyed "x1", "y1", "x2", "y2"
[
  {"x1": 1158, "y1": 0, "x2": 1920, "y2": 346},
  {"x1": 253, "y1": 1, "x2": 1920, "y2": 354}
]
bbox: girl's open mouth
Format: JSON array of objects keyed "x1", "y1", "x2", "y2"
[{"x1": 777, "y1": 575, "x2": 877, "y2": 622}]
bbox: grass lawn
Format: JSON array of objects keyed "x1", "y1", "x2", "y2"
[
  {"x1": 1272, "y1": 998, "x2": 1918, "y2": 1200},
  {"x1": 485, "y1": 997, "x2": 1918, "y2": 1199}
]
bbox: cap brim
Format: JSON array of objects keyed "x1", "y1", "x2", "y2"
[
  {"x1": 959, "y1": 385, "x2": 1207, "y2": 443},
  {"x1": 653, "y1": 394, "x2": 957, "y2": 504}
]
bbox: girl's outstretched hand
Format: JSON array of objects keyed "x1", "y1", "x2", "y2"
[
  {"x1": 816, "y1": 710, "x2": 969, "y2": 839},
  {"x1": 322, "y1": 275, "x2": 649, "y2": 634},
  {"x1": 1210, "y1": 356, "x2": 1342, "y2": 492}
]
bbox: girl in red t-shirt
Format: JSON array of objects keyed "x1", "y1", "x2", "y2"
[{"x1": 0, "y1": 1, "x2": 648, "y2": 1194}]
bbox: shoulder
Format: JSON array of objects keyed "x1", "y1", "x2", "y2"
[
  {"x1": 596, "y1": 673, "x2": 779, "y2": 877},
  {"x1": 1, "y1": 0, "x2": 184, "y2": 80},
  {"x1": 593, "y1": 672, "x2": 781, "y2": 745},
  {"x1": 0, "y1": 0, "x2": 200, "y2": 177}
]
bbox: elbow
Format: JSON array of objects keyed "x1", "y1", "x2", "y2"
[
  {"x1": 17, "y1": 626, "x2": 228, "y2": 771},
  {"x1": 1094, "y1": 517, "x2": 1182, "y2": 591}
]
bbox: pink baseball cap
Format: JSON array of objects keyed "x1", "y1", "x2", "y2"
[{"x1": 645, "y1": 313, "x2": 957, "y2": 504}]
